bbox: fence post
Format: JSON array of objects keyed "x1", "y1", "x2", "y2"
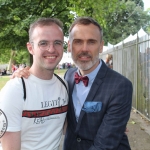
[{"x1": 135, "y1": 34, "x2": 139, "y2": 110}]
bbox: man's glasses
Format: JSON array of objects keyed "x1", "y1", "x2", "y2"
[{"x1": 32, "y1": 40, "x2": 64, "y2": 51}]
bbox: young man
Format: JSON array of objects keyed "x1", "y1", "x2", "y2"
[
  {"x1": 0, "y1": 18, "x2": 68, "y2": 150},
  {"x1": 10, "y1": 17, "x2": 132, "y2": 150}
]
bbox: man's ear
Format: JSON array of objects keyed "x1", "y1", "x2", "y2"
[
  {"x1": 99, "y1": 40, "x2": 104, "y2": 53},
  {"x1": 27, "y1": 42, "x2": 34, "y2": 55},
  {"x1": 67, "y1": 41, "x2": 71, "y2": 52}
]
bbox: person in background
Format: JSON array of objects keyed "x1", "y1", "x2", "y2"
[
  {"x1": 105, "y1": 53, "x2": 113, "y2": 69},
  {"x1": 11, "y1": 64, "x2": 16, "y2": 73},
  {"x1": 1, "y1": 69, "x2": 7, "y2": 75},
  {"x1": 0, "y1": 17, "x2": 68, "y2": 150}
]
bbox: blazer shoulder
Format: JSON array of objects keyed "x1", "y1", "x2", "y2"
[
  {"x1": 109, "y1": 69, "x2": 132, "y2": 86},
  {"x1": 64, "y1": 68, "x2": 77, "y2": 80}
]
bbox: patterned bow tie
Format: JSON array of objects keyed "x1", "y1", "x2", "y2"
[{"x1": 74, "y1": 72, "x2": 89, "y2": 87}]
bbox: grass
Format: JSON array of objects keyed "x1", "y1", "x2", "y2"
[
  {"x1": 54, "y1": 69, "x2": 67, "y2": 76},
  {"x1": 0, "y1": 75, "x2": 10, "y2": 90},
  {"x1": 0, "y1": 69, "x2": 67, "y2": 90}
]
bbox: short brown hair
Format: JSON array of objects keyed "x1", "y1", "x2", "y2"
[
  {"x1": 29, "y1": 18, "x2": 63, "y2": 42},
  {"x1": 69, "y1": 17, "x2": 103, "y2": 41}
]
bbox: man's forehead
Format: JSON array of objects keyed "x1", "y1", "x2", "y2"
[
  {"x1": 32, "y1": 25, "x2": 64, "y2": 40},
  {"x1": 39, "y1": 24, "x2": 62, "y2": 30},
  {"x1": 71, "y1": 24, "x2": 100, "y2": 40},
  {"x1": 72, "y1": 23, "x2": 99, "y2": 30}
]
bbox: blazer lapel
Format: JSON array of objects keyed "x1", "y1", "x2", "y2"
[
  {"x1": 66, "y1": 69, "x2": 78, "y2": 126},
  {"x1": 76, "y1": 60, "x2": 108, "y2": 132},
  {"x1": 87, "y1": 60, "x2": 108, "y2": 101}
]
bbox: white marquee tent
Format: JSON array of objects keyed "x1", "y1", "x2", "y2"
[{"x1": 104, "y1": 28, "x2": 148, "y2": 51}]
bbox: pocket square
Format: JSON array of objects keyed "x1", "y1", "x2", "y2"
[{"x1": 82, "y1": 102, "x2": 102, "y2": 113}]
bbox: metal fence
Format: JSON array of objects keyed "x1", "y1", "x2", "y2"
[{"x1": 100, "y1": 35, "x2": 150, "y2": 120}]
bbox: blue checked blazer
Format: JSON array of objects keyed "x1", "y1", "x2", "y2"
[{"x1": 63, "y1": 60, "x2": 133, "y2": 150}]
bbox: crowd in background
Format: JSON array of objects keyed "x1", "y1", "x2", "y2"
[
  {"x1": 0, "y1": 69, "x2": 7, "y2": 76},
  {"x1": 56, "y1": 62, "x2": 75, "y2": 69},
  {"x1": 56, "y1": 56, "x2": 113, "y2": 70},
  {"x1": 0, "y1": 63, "x2": 27, "y2": 76},
  {"x1": 11, "y1": 63, "x2": 26, "y2": 73},
  {"x1": 1, "y1": 62, "x2": 75, "y2": 76},
  {"x1": 1, "y1": 56, "x2": 112, "y2": 76}
]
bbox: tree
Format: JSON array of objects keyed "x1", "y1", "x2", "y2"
[
  {"x1": 0, "y1": 0, "x2": 75, "y2": 49},
  {"x1": 67, "y1": 0, "x2": 119, "y2": 29},
  {"x1": 0, "y1": 0, "x2": 75, "y2": 65},
  {"x1": 0, "y1": 0, "x2": 118, "y2": 65},
  {"x1": 0, "y1": 48, "x2": 11, "y2": 64},
  {"x1": 103, "y1": 0, "x2": 150, "y2": 44}
]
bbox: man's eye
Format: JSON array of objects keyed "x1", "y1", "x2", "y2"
[
  {"x1": 39, "y1": 41, "x2": 48, "y2": 47},
  {"x1": 54, "y1": 41, "x2": 63, "y2": 46},
  {"x1": 89, "y1": 40, "x2": 96, "y2": 44},
  {"x1": 74, "y1": 40, "x2": 82, "y2": 44}
]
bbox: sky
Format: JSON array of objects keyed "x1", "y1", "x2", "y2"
[{"x1": 143, "y1": 0, "x2": 150, "y2": 10}]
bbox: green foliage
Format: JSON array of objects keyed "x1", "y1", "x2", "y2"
[
  {"x1": 68, "y1": 0, "x2": 119, "y2": 28},
  {"x1": 0, "y1": 0, "x2": 74, "y2": 50},
  {"x1": 54, "y1": 69, "x2": 67, "y2": 76},
  {"x1": 0, "y1": 0, "x2": 119, "y2": 64},
  {"x1": 0, "y1": 48, "x2": 11, "y2": 64},
  {"x1": 0, "y1": 0, "x2": 120, "y2": 50},
  {"x1": 63, "y1": 41, "x2": 68, "y2": 53},
  {"x1": 0, "y1": 0, "x2": 75, "y2": 64},
  {"x1": 103, "y1": 0, "x2": 150, "y2": 44},
  {"x1": 0, "y1": 0, "x2": 149, "y2": 63},
  {"x1": 13, "y1": 49, "x2": 30, "y2": 66},
  {"x1": 0, "y1": 76, "x2": 10, "y2": 90}
]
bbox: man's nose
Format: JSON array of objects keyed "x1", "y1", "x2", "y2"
[
  {"x1": 47, "y1": 44, "x2": 55, "y2": 52},
  {"x1": 82, "y1": 43, "x2": 88, "y2": 51}
]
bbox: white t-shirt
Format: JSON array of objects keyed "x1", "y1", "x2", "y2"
[{"x1": 0, "y1": 74, "x2": 68, "y2": 150}]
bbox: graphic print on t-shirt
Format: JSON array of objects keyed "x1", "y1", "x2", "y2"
[{"x1": 22, "y1": 96, "x2": 68, "y2": 124}]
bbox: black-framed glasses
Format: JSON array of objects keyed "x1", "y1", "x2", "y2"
[{"x1": 32, "y1": 40, "x2": 64, "y2": 51}]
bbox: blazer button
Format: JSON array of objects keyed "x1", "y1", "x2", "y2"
[{"x1": 77, "y1": 138, "x2": 81, "y2": 142}]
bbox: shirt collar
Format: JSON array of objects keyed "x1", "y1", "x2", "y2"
[{"x1": 77, "y1": 59, "x2": 102, "y2": 81}]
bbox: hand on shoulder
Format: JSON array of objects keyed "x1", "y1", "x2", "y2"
[{"x1": 10, "y1": 66, "x2": 30, "y2": 79}]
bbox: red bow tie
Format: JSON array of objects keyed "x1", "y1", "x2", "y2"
[{"x1": 74, "y1": 72, "x2": 89, "y2": 87}]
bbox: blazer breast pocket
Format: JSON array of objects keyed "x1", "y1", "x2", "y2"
[{"x1": 82, "y1": 101, "x2": 102, "y2": 113}]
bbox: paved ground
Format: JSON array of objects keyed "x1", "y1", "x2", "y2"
[
  {"x1": 127, "y1": 109, "x2": 150, "y2": 150},
  {"x1": 59, "y1": 109, "x2": 150, "y2": 150},
  {"x1": 0, "y1": 109, "x2": 150, "y2": 150}
]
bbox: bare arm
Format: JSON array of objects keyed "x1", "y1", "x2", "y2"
[{"x1": 1, "y1": 131, "x2": 21, "y2": 150}]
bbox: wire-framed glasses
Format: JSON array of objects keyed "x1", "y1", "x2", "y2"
[{"x1": 33, "y1": 40, "x2": 64, "y2": 51}]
